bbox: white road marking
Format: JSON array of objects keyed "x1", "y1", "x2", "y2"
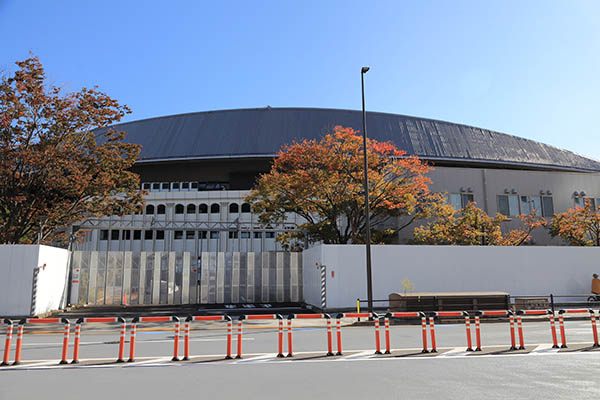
[
  {"x1": 436, "y1": 346, "x2": 470, "y2": 357},
  {"x1": 530, "y1": 343, "x2": 560, "y2": 354},
  {"x1": 232, "y1": 353, "x2": 278, "y2": 364},
  {"x1": 339, "y1": 350, "x2": 376, "y2": 360}
]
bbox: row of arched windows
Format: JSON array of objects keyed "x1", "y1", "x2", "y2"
[{"x1": 144, "y1": 203, "x2": 252, "y2": 215}]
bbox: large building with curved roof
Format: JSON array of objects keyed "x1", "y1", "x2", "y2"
[{"x1": 81, "y1": 107, "x2": 600, "y2": 253}]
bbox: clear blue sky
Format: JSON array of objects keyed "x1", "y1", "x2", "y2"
[{"x1": 1, "y1": 1, "x2": 599, "y2": 159}]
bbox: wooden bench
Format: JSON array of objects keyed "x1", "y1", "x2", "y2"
[{"x1": 388, "y1": 291, "x2": 510, "y2": 312}]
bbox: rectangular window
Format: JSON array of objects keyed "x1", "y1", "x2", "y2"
[
  {"x1": 100, "y1": 230, "x2": 109, "y2": 240},
  {"x1": 530, "y1": 196, "x2": 542, "y2": 217},
  {"x1": 265, "y1": 232, "x2": 275, "y2": 239},
  {"x1": 542, "y1": 196, "x2": 554, "y2": 217},
  {"x1": 497, "y1": 195, "x2": 509, "y2": 216},
  {"x1": 156, "y1": 230, "x2": 164, "y2": 240},
  {"x1": 161, "y1": 182, "x2": 169, "y2": 191},
  {"x1": 144, "y1": 230, "x2": 153, "y2": 240},
  {"x1": 461, "y1": 193, "x2": 474, "y2": 207},
  {"x1": 152, "y1": 183, "x2": 160, "y2": 190},
  {"x1": 508, "y1": 195, "x2": 519, "y2": 216},
  {"x1": 210, "y1": 231, "x2": 220, "y2": 239},
  {"x1": 241, "y1": 232, "x2": 250, "y2": 239},
  {"x1": 229, "y1": 231, "x2": 238, "y2": 239},
  {"x1": 182, "y1": 182, "x2": 189, "y2": 190},
  {"x1": 174, "y1": 230, "x2": 183, "y2": 240},
  {"x1": 133, "y1": 230, "x2": 141, "y2": 240},
  {"x1": 446, "y1": 193, "x2": 462, "y2": 210},
  {"x1": 253, "y1": 232, "x2": 262, "y2": 239},
  {"x1": 520, "y1": 196, "x2": 530, "y2": 214},
  {"x1": 111, "y1": 230, "x2": 120, "y2": 240},
  {"x1": 122, "y1": 230, "x2": 131, "y2": 240},
  {"x1": 172, "y1": 182, "x2": 180, "y2": 190},
  {"x1": 186, "y1": 230, "x2": 195, "y2": 239},
  {"x1": 198, "y1": 231, "x2": 207, "y2": 239},
  {"x1": 142, "y1": 183, "x2": 151, "y2": 191}
]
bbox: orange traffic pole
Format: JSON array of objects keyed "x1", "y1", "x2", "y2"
[
  {"x1": 128, "y1": 320, "x2": 138, "y2": 362},
  {"x1": 13, "y1": 323, "x2": 24, "y2": 365},
  {"x1": 71, "y1": 322, "x2": 81, "y2": 364},
  {"x1": 420, "y1": 313, "x2": 429, "y2": 353},
  {"x1": 117, "y1": 318, "x2": 126, "y2": 363},
  {"x1": 516, "y1": 315, "x2": 525, "y2": 350},
  {"x1": 558, "y1": 313, "x2": 567, "y2": 348},
  {"x1": 236, "y1": 318, "x2": 243, "y2": 359},
  {"x1": 590, "y1": 310, "x2": 599, "y2": 347},
  {"x1": 172, "y1": 317, "x2": 180, "y2": 361},
  {"x1": 548, "y1": 313, "x2": 559, "y2": 348},
  {"x1": 335, "y1": 315, "x2": 343, "y2": 356},
  {"x1": 326, "y1": 317, "x2": 334, "y2": 356},
  {"x1": 428, "y1": 315, "x2": 437, "y2": 353},
  {"x1": 384, "y1": 315, "x2": 391, "y2": 354},
  {"x1": 59, "y1": 319, "x2": 70, "y2": 364},
  {"x1": 277, "y1": 317, "x2": 284, "y2": 358},
  {"x1": 286, "y1": 318, "x2": 293, "y2": 357},
  {"x1": 225, "y1": 317, "x2": 233, "y2": 359},
  {"x1": 183, "y1": 319, "x2": 191, "y2": 361},
  {"x1": 373, "y1": 314, "x2": 382, "y2": 354},
  {"x1": 508, "y1": 313, "x2": 517, "y2": 350},
  {"x1": 464, "y1": 314, "x2": 473, "y2": 351},
  {"x1": 1, "y1": 320, "x2": 13, "y2": 366}
]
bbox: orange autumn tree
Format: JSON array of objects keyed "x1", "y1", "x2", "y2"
[
  {"x1": 413, "y1": 202, "x2": 545, "y2": 245},
  {"x1": 0, "y1": 56, "x2": 143, "y2": 244},
  {"x1": 549, "y1": 199, "x2": 600, "y2": 246},
  {"x1": 245, "y1": 126, "x2": 444, "y2": 247}
]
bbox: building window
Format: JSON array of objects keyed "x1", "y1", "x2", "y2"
[
  {"x1": 186, "y1": 230, "x2": 195, "y2": 239},
  {"x1": 191, "y1": 182, "x2": 198, "y2": 190},
  {"x1": 265, "y1": 232, "x2": 275, "y2": 239},
  {"x1": 241, "y1": 232, "x2": 250, "y2": 239},
  {"x1": 161, "y1": 182, "x2": 170, "y2": 191},
  {"x1": 133, "y1": 230, "x2": 141, "y2": 240},
  {"x1": 142, "y1": 183, "x2": 151, "y2": 191},
  {"x1": 122, "y1": 230, "x2": 131, "y2": 240},
  {"x1": 229, "y1": 203, "x2": 239, "y2": 213},
  {"x1": 187, "y1": 204, "x2": 196, "y2": 214},
  {"x1": 199, "y1": 204, "x2": 208, "y2": 214},
  {"x1": 198, "y1": 230, "x2": 207, "y2": 239},
  {"x1": 175, "y1": 204, "x2": 184, "y2": 214},
  {"x1": 174, "y1": 230, "x2": 183, "y2": 240},
  {"x1": 542, "y1": 196, "x2": 554, "y2": 216},
  {"x1": 211, "y1": 204, "x2": 220, "y2": 214},
  {"x1": 152, "y1": 183, "x2": 160, "y2": 190},
  {"x1": 145, "y1": 204, "x2": 155, "y2": 215},
  {"x1": 156, "y1": 230, "x2": 165, "y2": 240},
  {"x1": 110, "y1": 230, "x2": 120, "y2": 240},
  {"x1": 144, "y1": 230, "x2": 153, "y2": 240},
  {"x1": 229, "y1": 231, "x2": 238, "y2": 239},
  {"x1": 171, "y1": 182, "x2": 180, "y2": 190},
  {"x1": 100, "y1": 230, "x2": 109, "y2": 240},
  {"x1": 446, "y1": 193, "x2": 474, "y2": 210},
  {"x1": 497, "y1": 195, "x2": 519, "y2": 216},
  {"x1": 210, "y1": 231, "x2": 220, "y2": 239},
  {"x1": 182, "y1": 182, "x2": 189, "y2": 190},
  {"x1": 253, "y1": 232, "x2": 262, "y2": 239},
  {"x1": 241, "y1": 203, "x2": 251, "y2": 213},
  {"x1": 157, "y1": 204, "x2": 166, "y2": 215}
]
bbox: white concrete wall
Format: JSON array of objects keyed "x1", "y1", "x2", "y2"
[
  {"x1": 302, "y1": 246, "x2": 323, "y2": 308},
  {"x1": 304, "y1": 244, "x2": 600, "y2": 309},
  {"x1": 0, "y1": 245, "x2": 69, "y2": 317}
]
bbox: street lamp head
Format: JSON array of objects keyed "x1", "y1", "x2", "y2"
[{"x1": 361, "y1": 67, "x2": 370, "y2": 74}]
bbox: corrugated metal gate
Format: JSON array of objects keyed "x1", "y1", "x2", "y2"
[{"x1": 69, "y1": 251, "x2": 302, "y2": 305}]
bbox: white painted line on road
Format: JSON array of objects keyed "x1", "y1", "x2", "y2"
[
  {"x1": 530, "y1": 344, "x2": 560, "y2": 354},
  {"x1": 339, "y1": 350, "x2": 376, "y2": 360},
  {"x1": 124, "y1": 356, "x2": 173, "y2": 366},
  {"x1": 436, "y1": 347, "x2": 470, "y2": 357},
  {"x1": 232, "y1": 353, "x2": 278, "y2": 364}
]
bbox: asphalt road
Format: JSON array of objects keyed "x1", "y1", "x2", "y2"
[{"x1": 1, "y1": 320, "x2": 599, "y2": 399}]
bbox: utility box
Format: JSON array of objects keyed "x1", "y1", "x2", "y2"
[{"x1": 0, "y1": 245, "x2": 70, "y2": 317}]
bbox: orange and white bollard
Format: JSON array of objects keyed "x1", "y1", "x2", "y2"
[
  {"x1": 183, "y1": 318, "x2": 191, "y2": 361},
  {"x1": 384, "y1": 316, "x2": 391, "y2": 354},
  {"x1": 1, "y1": 319, "x2": 13, "y2": 366},
  {"x1": 508, "y1": 312, "x2": 517, "y2": 350},
  {"x1": 117, "y1": 317, "x2": 126, "y2": 363},
  {"x1": 516, "y1": 315, "x2": 525, "y2": 350},
  {"x1": 548, "y1": 312, "x2": 559, "y2": 348},
  {"x1": 277, "y1": 316, "x2": 285, "y2": 358},
  {"x1": 420, "y1": 313, "x2": 429, "y2": 353},
  {"x1": 172, "y1": 317, "x2": 180, "y2": 361},
  {"x1": 326, "y1": 317, "x2": 334, "y2": 356},
  {"x1": 558, "y1": 312, "x2": 567, "y2": 348},
  {"x1": 464, "y1": 314, "x2": 473, "y2": 351},
  {"x1": 428, "y1": 314, "x2": 437, "y2": 353},
  {"x1": 13, "y1": 322, "x2": 24, "y2": 366},
  {"x1": 286, "y1": 317, "x2": 293, "y2": 357},
  {"x1": 335, "y1": 315, "x2": 343, "y2": 356},
  {"x1": 71, "y1": 321, "x2": 81, "y2": 364},
  {"x1": 373, "y1": 314, "x2": 382, "y2": 355},
  {"x1": 225, "y1": 317, "x2": 233, "y2": 359},
  {"x1": 60, "y1": 319, "x2": 70, "y2": 364},
  {"x1": 590, "y1": 310, "x2": 599, "y2": 348},
  {"x1": 474, "y1": 315, "x2": 482, "y2": 351},
  {"x1": 236, "y1": 318, "x2": 243, "y2": 359},
  {"x1": 128, "y1": 320, "x2": 138, "y2": 362}
]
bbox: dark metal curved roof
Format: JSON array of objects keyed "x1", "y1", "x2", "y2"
[{"x1": 101, "y1": 107, "x2": 600, "y2": 172}]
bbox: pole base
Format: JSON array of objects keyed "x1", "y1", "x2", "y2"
[
  {"x1": 430, "y1": 350, "x2": 437, "y2": 353},
  {"x1": 127, "y1": 358, "x2": 135, "y2": 363},
  {"x1": 59, "y1": 360, "x2": 68, "y2": 365},
  {"x1": 326, "y1": 352, "x2": 334, "y2": 356},
  {"x1": 0, "y1": 362, "x2": 8, "y2": 366},
  {"x1": 509, "y1": 346, "x2": 517, "y2": 351},
  {"x1": 384, "y1": 351, "x2": 391, "y2": 354},
  {"x1": 551, "y1": 345, "x2": 559, "y2": 349},
  {"x1": 593, "y1": 344, "x2": 600, "y2": 348},
  {"x1": 286, "y1": 354, "x2": 293, "y2": 358},
  {"x1": 235, "y1": 355, "x2": 242, "y2": 359},
  {"x1": 171, "y1": 357, "x2": 180, "y2": 362},
  {"x1": 225, "y1": 356, "x2": 233, "y2": 360},
  {"x1": 374, "y1": 351, "x2": 382, "y2": 355},
  {"x1": 276, "y1": 354, "x2": 285, "y2": 358},
  {"x1": 12, "y1": 361, "x2": 21, "y2": 366},
  {"x1": 466, "y1": 348, "x2": 473, "y2": 352},
  {"x1": 518, "y1": 346, "x2": 525, "y2": 350},
  {"x1": 475, "y1": 348, "x2": 482, "y2": 352},
  {"x1": 336, "y1": 352, "x2": 343, "y2": 356},
  {"x1": 70, "y1": 360, "x2": 79, "y2": 364},
  {"x1": 182, "y1": 357, "x2": 189, "y2": 361},
  {"x1": 421, "y1": 349, "x2": 429, "y2": 354},
  {"x1": 116, "y1": 359, "x2": 125, "y2": 363},
  {"x1": 560, "y1": 345, "x2": 568, "y2": 348}
]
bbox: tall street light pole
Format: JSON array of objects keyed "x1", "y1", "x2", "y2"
[{"x1": 361, "y1": 66, "x2": 374, "y2": 315}]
